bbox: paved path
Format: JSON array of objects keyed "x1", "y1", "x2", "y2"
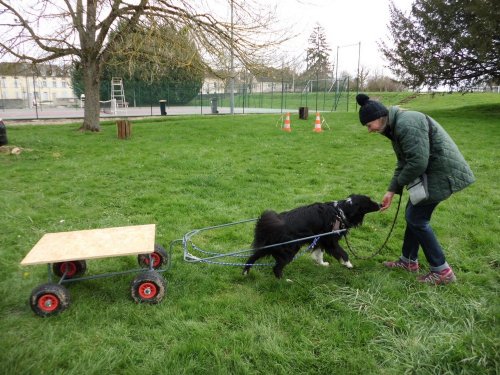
[{"x1": 0, "y1": 105, "x2": 290, "y2": 123}]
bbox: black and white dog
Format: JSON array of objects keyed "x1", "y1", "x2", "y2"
[{"x1": 243, "y1": 195, "x2": 381, "y2": 278}]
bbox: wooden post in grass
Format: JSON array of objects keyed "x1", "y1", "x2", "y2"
[{"x1": 116, "y1": 120, "x2": 131, "y2": 139}]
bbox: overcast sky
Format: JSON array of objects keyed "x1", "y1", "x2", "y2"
[
  {"x1": 207, "y1": 0, "x2": 415, "y2": 76},
  {"x1": 268, "y1": 0, "x2": 415, "y2": 75},
  {"x1": 275, "y1": 0, "x2": 414, "y2": 74}
]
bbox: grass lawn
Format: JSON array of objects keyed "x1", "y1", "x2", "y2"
[
  {"x1": 191, "y1": 90, "x2": 500, "y2": 114},
  {"x1": 0, "y1": 93, "x2": 499, "y2": 374}
]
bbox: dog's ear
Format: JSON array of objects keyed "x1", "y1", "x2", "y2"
[
  {"x1": 343, "y1": 195, "x2": 365, "y2": 226},
  {"x1": 348, "y1": 198, "x2": 361, "y2": 214}
]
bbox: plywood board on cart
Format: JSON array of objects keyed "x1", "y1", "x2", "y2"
[{"x1": 21, "y1": 224, "x2": 156, "y2": 265}]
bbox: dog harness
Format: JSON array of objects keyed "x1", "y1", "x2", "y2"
[
  {"x1": 308, "y1": 202, "x2": 349, "y2": 251},
  {"x1": 332, "y1": 201, "x2": 350, "y2": 232}
]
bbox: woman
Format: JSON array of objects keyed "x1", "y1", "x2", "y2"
[{"x1": 356, "y1": 93, "x2": 475, "y2": 285}]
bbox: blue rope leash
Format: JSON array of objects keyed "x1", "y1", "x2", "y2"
[{"x1": 307, "y1": 236, "x2": 321, "y2": 250}]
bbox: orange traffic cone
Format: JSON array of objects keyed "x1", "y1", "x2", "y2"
[
  {"x1": 283, "y1": 112, "x2": 291, "y2": 132},
  {"x1": 313, "y1": 112, "x2": 322, "y2": 132}
]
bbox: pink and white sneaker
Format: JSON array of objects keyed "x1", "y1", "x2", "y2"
[
  {"x1": 418, "y1": 268, "x2": 457, "y2": 285},
  {"x1": 383, "y1": 259, "x2": 419, "y2": 272}
]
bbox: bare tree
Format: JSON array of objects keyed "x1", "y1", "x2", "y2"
[
  {"x1": 0, "y1": 0, "x2": 286, "y2": 131},
  {"x1": 356, "y1": 65, "x2": 370, "y2": 91}
]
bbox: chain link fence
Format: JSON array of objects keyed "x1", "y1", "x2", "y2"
[
  {"x1": 96, "y1": 78, "x2": 360, "y2": 114},
  {"x1": 0, "y1": 76, "x2": 432, "y2": 120}
]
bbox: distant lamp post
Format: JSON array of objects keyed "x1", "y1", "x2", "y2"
[
  {"x1": 0, "y1": 82, "x2": 4, "y2": 111},
  {"x1": 230, "y1": 0, "x2": 234, "y2": 115},
  {"x1": 32, "y1": 73, "x2": 39, "y2": 119}
]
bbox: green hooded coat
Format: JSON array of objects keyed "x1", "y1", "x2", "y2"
[{"x1": 384, "y1": 106, "x2": 475, "y2": 204}]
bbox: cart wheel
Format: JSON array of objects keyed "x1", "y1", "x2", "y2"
[
  {"x1": 29, "y1": 283, "x2": 71, "y2": 317},
  {"x1": 130, "y1": 271, "x2": 166, "y2": 304},
  {"x1": 138, "y1": 244, "x2": 168, "y2": 269},
  {"x1": 52, "y1": 260, "x2": 87, "y2": 279}
]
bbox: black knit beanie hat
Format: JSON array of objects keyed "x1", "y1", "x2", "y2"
[{"x1": 356, "y1": 93, "x2": 388, "y2": 125}]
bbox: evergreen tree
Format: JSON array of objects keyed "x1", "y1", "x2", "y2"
[
  {"x1": 305, "y1": 24, "x2": 332, "y2": 90},
  {"x1": 380, "y1": 0, "x2": 500, "y2": 89}
]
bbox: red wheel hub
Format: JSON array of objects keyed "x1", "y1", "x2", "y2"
[
  {"x1": 38, "y1": 294, "x2": 59, "y2": 312},
  {"x1": 144, "y1": 253, "x2": 160, "y2": 267},
  {"x1": 59, "y1": 262, "x2": 77, "y2": 277},
  {"x1": 138, "y1": 282, "x2": 157, "y2": 299}
]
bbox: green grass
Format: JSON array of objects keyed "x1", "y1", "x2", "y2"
[{"x1": 0, "y1": 94, "x2": 499, "y2": 374}]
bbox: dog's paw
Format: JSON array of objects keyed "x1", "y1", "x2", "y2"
[
  {"x1": 340, "y1": 259, "x2": 354, "y2": 269},
  {"x1": 319, "y1": 261, "x2": 330, "y2": 267},
  {"x1": 286, "y1": 278, "x2": 293, "y2": 283}
]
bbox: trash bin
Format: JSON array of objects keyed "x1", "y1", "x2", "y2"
[
  {"x1": 299, "y1": 106, "x2": 309, "y2": 120},
  {"x1": 0, "y1": 118, "x2": 7, "y2": 146},
  {"x1": 159, "y1": 100, "x2": 167, "y2": 116},
  {"x1": 210, "y1": 97, "x2": 219, "y2": 114}
]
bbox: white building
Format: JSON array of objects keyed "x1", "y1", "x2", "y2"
[
  {"x1": 0, "y1": 63, "x2": 78, "y2": 109},
  {"x1": 202, "y1": 75, "x2": 226, "y2": 95}
]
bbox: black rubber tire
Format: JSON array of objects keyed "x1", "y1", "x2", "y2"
[
  {"x1": 52, "y1": 260, "x2": 87, "y2": 279},
  {"x1": 137, "y1": 244, "x2": 168, "y2": 269},
  {"x1": 29, "y1": 283, "x2": 71, "y2": 317},
  {"x1": 130, "y1": 271, "x2": 166, "y2": 304}
]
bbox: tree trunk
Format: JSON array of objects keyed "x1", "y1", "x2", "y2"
[{"x1": 80, "y1": 59, "x2": 101, "y2": 132}]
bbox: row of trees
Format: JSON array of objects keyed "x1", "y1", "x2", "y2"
[{"x1": 0, "y1": 0, "x2": 498, "y2": 131}]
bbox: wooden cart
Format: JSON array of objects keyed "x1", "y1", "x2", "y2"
[{"x1": 21, "y1": 224, "x2": 169, "y2": 317}]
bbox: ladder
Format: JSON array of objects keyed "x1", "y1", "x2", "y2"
[{"x1": 111, "y1": 77, "x2": 127, "y2": 113}]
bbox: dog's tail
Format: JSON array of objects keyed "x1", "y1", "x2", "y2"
[{"x1": 252, "y1": 210, "x2": 286, "y2": 250}]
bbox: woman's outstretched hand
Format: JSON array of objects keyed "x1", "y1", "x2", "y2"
[{"x1": 380, "y1": 191, "x2": 395, "y2": 211}]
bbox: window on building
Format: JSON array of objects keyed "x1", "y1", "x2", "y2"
[
  {"x1": 52, "y1": 78, "x2": 57, "y2": 88},
  {"x1": 14, "y1": 77, "x2": 19, "y2": 88},
  {"x1": 0, "y1": 77, "x2": 5, "y2": 88},
  {"x1": 42, "y1": 78, "x2": 47, "y2": 88}
]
